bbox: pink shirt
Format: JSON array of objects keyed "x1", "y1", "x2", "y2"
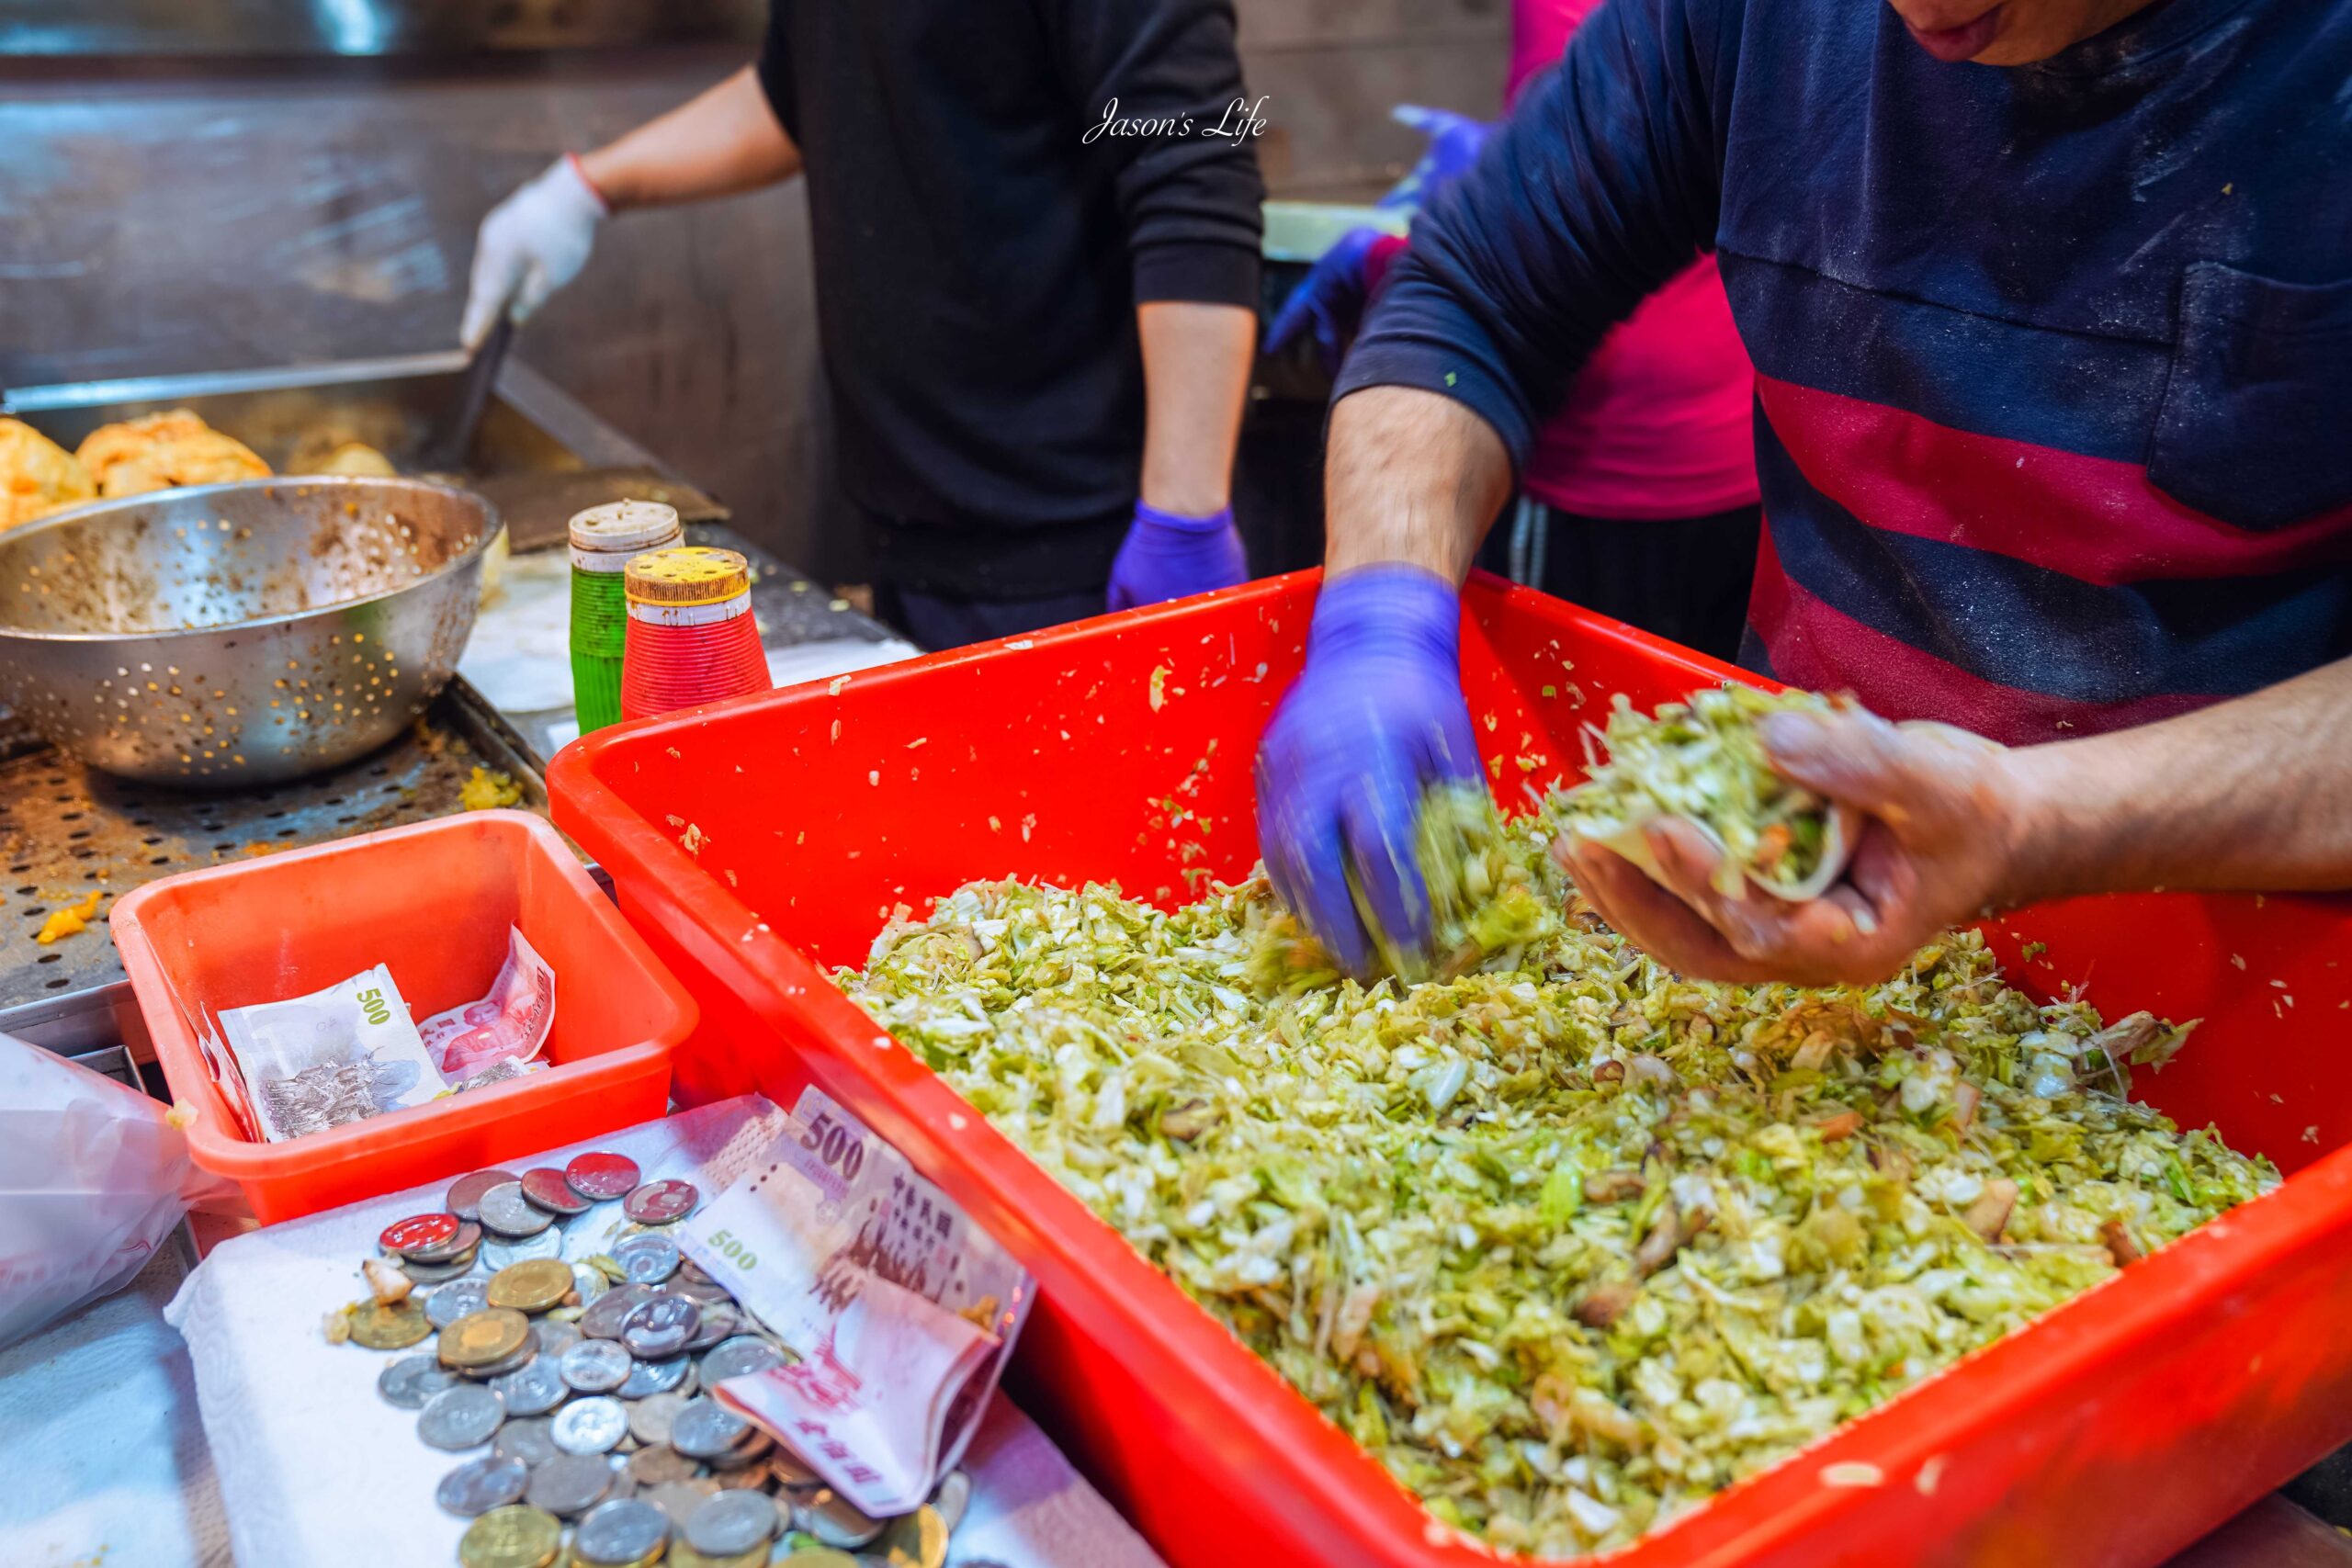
[{"x1": 1507, "y1": 0, "x2": 1758, "y2": 520}]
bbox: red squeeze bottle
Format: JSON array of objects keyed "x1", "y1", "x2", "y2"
[{"x1": 619, "y1": 547, "x2": 770, "y2": 721}]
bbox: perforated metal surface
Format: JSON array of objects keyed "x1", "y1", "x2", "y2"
[{"x1": 0, "y1": 680, "x2": 544, "y2": 1011}]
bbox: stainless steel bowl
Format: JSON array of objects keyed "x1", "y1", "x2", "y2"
[{"x1": 0, "y1": 477, "x2": 496, "y2": 787}]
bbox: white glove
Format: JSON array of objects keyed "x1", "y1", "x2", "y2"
[{"x1": 458, "y1": 155, "x2": 608, "y2": 349}]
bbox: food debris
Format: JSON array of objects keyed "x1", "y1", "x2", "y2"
[
  {"x1": 35, "y1": 890, "x2": 103, "y2": 945},
  {"x1": 678, "y1": 822, "x2": 707, "y2": 856},
  {"x1": 458, "y1": 766, "x2": 521, "y2": 811},
  {"x1": 1149, "y1": 665, "x2": 1170, "y2": 711}
]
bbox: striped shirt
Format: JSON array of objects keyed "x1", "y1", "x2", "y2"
[{"x1": 1339, "y1": 0, "x2": 2352, "y2": 744}]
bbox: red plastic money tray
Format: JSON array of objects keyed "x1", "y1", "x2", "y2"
[{"x1": 550, "y1": 571, "x2": 2352, "y2": 1568}]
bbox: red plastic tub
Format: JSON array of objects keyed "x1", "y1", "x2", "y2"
[
  {"x1": 551, "y1": 572, "x2": 2352, "y2": 1568},
  {"x1": 116, "y1": 809, "x2": 695, "y2": 1224}
]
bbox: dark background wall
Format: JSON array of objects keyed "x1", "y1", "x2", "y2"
[{"x1": 0, "y1": 2, "x2": 1506, "y2": 584}]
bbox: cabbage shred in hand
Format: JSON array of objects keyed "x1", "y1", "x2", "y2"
[
  {"x1": 1564, "y1": 686, "x2": 1842, "y2": 897},
  {"x1": 837, "y1": 804, "x2": 2271, "y2": 1558}
]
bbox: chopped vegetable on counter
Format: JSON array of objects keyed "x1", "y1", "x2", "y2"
[
  {"x1": 458, "y1": 765, "x2": 522, "y2": 812},
  {"x1": 35, "y1": 889, "x2": 104, "y2": 944},
  {"x1": 838, "y1": 795, "x2": 2275, "y2": 1558}
]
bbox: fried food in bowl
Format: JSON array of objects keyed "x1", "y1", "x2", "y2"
[{"x1": 0, "y1": 417, "x2": 97, "y2": 532}]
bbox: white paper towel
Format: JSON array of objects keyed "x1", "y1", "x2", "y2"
[{"x1": 164, "y1": 1095, "x2": 1159, "y2": 1568}]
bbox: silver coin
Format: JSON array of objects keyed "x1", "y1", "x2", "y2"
[
  {"x1": 535, "y1": 1318, "x2": 585, "y2": 1360},
  {"x1": 424, "y1": 1279, "x2": 492, "y2": 1330},
  {"x1": 617, "y1": 1352, "x2": 693, "y2": 1400},
  {"x1": 492, "y1": 1358, "x2": 570, "y2": 1416},
  {"x1": 931, "y1": 1468, "x2": 971, "y2": 1535},
  {"x1": 668, "y1": 1275, "x2": 735, "y2": 1309},
  {"x1": 575, "y1": 1496, "x2": 671, "y2": 1566},
  {"x1": 570, "y1": 1262, "x2": 610, "y2": 1309},
  {"x1": 797, "y1": 1486, "x2": 885, "y2": 1550},
  {"x1": 684, "y1": 1489, "x2": 778, "y2": 1556},
  {"x1": 417, "y1": 1384, "x2": 505, "y2": 1450},
  {"x1": 492, "y1": 1416, "x2": 558, "y2": 1467},
  {"x1": 620, "y1": 1294, "x2": 701, "y2": 1359},
  {"x1": 477, "y1": 1180, "x2": 553, "y2": 1238},
  {"x1": 560, "y1": 1338, "x2": 635, "y2": 1394},
  {"x1": 462, "y1": 1326, "x2": 541, "y2": 1382},
  {"x1": 377, "y1": 1353, "x2": 458, "y2": 1409},
  {"x1": 625, "y1": 1440, "x2": 698, "y2": 1487},
  {"x1": 698, "y1": 1335, "x2": 786, "y2": 1386},
  {"x1": 551, "y1": 1394, "x2": 630, "y2": 1454},
  {"x1": 626, "y1": 1392, "x2": 689, "y2": 1448},
  {"x1": 434, "y1": 1454, "x2": 528, "y2": 1517},
  {"x1": 706, "y1": 1424, "x2": 771, "y2": 1467},
  {"x1": 481, "y1": 1228, "x2": 565, "y2": 1269},
  {"x1": 397, "y1": 1251, "x2": 481, "y2": 1285},
  {"x1": 580, "y1": 1282, "x2": 660, "y2": 1339},
  {"x1": 611, "y1": 1233, "x2": 680, "y2": 1285},
  {"x1": 523, "y1": 1449, "x2": 614, "y2": 1517},
  {"x1": 679, "y1": 1301, "x2": 738, "y2": 1354},
  {"x1": 668, "y1": 1397, "x2": 750, "y2": 1461},
  {"x1": 641, "y1": 1478, "x2": 721, "y2": 1525}
]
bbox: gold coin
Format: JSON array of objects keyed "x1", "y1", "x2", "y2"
[
  {"x1": 459, "y1": 1504, "x2": 563, "y2": 1568},
  {"x1": 778, "y1": 1551, "x2": 864, "y2": 1568},
  {"x1": 487, "y1": 1258, "x2": 576, "y2": 1314},
  {"x1": 669, "y1": 1545, "x2": 769, "y2": 1568},
  {"x1": 884, "y1": 1507, "x2": 949, "y2": 1568},
  {"x1": 348, "y1": 1298, "x2": 431, "y2": 1350},
  {"x1": 439, "y1": 1307, "x2": 531, "y2": 1370}
]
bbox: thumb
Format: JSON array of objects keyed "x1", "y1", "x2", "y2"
[
  {"x1": 1389, "y1": 104, "x2": 1450, "y2": 141},
  {"x1": 1763, "y1": 708, "x2": 1992, "y2": 833}
]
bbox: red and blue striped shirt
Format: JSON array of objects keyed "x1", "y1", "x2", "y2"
[{"x1": 1339, "y1": 0, "x2": 2352, "y2": 744}]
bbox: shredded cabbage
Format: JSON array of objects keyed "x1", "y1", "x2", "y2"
[{"x1": 838, "y1": 801, "x2": 2273, "y2": 1558}]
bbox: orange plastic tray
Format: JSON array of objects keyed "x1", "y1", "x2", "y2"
[
  {"x1": 116, "y1": 809, "x2": 695, "y2": 1224},
  {"x1": 550, "y1": 572, "x2": 2352, "y2": 1568}
]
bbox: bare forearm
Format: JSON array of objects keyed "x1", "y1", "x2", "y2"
[
  {"x1": 1136, "y1": 302, "x2": 1255, "y2": 516},
  {"x1": 2004, "y1": 657, "x2": 2352, "y2": 902},
  {"x1": 1322, "y1": 387, "x2": 1511, "y2": 581},
  {"x1": 578, "y1": 67, "x2": 800, "y2": 213}
]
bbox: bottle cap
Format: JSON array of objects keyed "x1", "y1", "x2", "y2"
[
  {"x1": 626, "y1": 546, "x2": 751, "y2": 607},
  {"x1": 570, "y1": 500, "x2": 683, "y2": 556}
]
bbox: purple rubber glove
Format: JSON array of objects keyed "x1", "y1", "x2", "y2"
[
  {"x1": 1266, "y1": 227, "x2": 1395, "y2": 375},
  {"x1": 1254, "y1": 566, "x2": 1482, "y2": 976},
  {"x1": 1377, "y1": 105, "x2": 1495, "y2": 210},
  {"x1": 1106, "y1": 502, "x2": 1248, "y2": 612}
]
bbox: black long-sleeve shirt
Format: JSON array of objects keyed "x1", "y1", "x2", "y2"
[{"x1": 758, "y1": 0, "x2": 1263, "y2": 597}]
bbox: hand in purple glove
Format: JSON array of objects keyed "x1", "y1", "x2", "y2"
[
  {"x1": 1254, "y1": 566, "x2": 1482, "y2": 976},
  {"x1": 1377, "y1": 105, "x2": 1495, "y2": 211},
  {"x1": 1266, "y1": 227, "x2": 1404, "y2": 375},
  {"x1": 1106, "y1": 502, "x2": 1248, "y2": 612}
]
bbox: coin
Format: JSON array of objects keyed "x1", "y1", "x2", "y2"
[
  {"x1": 488, "y1": 1258, "x2": 577, "y2": 1314},
  {"x1": 493, "y1": 1416, "x2": 559, "y2": 1467},
  {"x1": 481, "y1": 1229, "x2": 565, "y2": 1269},
  {"x1": 449, "y1": 1168, "x2": 523, "y2": 1223},
  {"x1": 523, "y1": 1450, "x2": 614, "y2": 1517},
  {"x1": 667, "y1": 1540, "x2": 771, "y2": 1568},
  {"x1": 581, "y1": 1282, "x2": 660, "y2": 1339},
  {"x1": 769, "y1": 1445, "x2": 822, "y2": 1491},
  {"x1": 625, "y1": 1439, "x2": 698, "y2": 1486},
  {"x1": 378, "y1": 1352, "x2": 459, "y2": 1408},
  {"x1": 458, "y1": 1503, "x2": 563, "y2": 1568},
  {"x1": 402, "y1": 1218, "x2": 484, "y2": 1266},
  {"x1": 797, "y1": 1488, "x2": 885, "y2": 1551},
  {"x1": 380, "y1": 1212, "x2": 461, "y2": 1255},
  {"x1": 879, "y1": 1505, "x2": 949, "y2": 1568},
  {"x1": 684, "y1": 1489, "x2": 778, "y2": 1556},
  {"x1": 576, "y1": 1496, "x2": 671, "y2": 1566},
  {"x1": 698, "y1": 1336, "x2": 786, "y2": 1385},
  {"x1": 930, "y1": 1469, "x2": 970, "y2": 1535},
  {"x1": 611, "y1": 1233, "x2": 680, "y2": 1286},
  {"x1": 560, "y1": 1338, "x2": 634, "y2": 1393},
  {"x1": 772, "y1": 1552, "x2": 860, "y2": 1568},
  {"x1": 642, "y1": 1478, "x2": 722, "y2": 1525},
  {"x1": 680, "y1": 1301, "x2": 738, "y2": 1353},
  {"x1": 618, "y1": 1353, "x2": 694, "y2": 1400},
  {"x1": 625, "y1": 1392, "x2": 689, "y2": 1449},
  {"x1": 437, "y1": 1454, "x2": 530, "y2": 1517},
  {"x1": 566, "y1": 1151, "x2": 643, "y2": 1201},
  {"x1": 440, "y1": 1307, "x2": 531, "y2": 1371},
  {"x1": 399, "y1": 1250, "x2": 481, "y2": 1285},
  {"x1": 419, "y1": 1383, "x2": 507, "y2": 1450},
  {"x1": 669, "y1": 1397, "x2": 751, "y2": 1461},
  {"x1": 427, "y1": 1279, "x2": 493, "y2": 1329},
  {"x1": 621, "y1": 1294, "x2": 702, "y2": 1359},
  {"x1": 535, "y1": 1316, "x2": 585, "y2": 1359},
  {"x1": 492, "y1": 1356, "x2": 570, "y2": 1416},
  {"x1": 571, "y1": 1263, "x2": 610, "y2": 1310},
  {"x1": 349, "y1": 1298, "x2": 432, "y2": 1350},
  {"x1": 521, "y1": 1166, "x2": 594, "y2": 1217},
  {"x1": 463, "y1": 1326, "x2": 541, "y2": 1381},
  {"x1": 551, "y1": 1394, "x2": 630, "y2": 1454},
  {"x1": 668, "y1": 1274, "x2": 736, "y2": 1307},
  {"x1": 479, "y1": 1180, "x2": 554, "y2": 1238},
  {"x1": 625, "y1": 1179, "x2": 700, "y2": 1224}
]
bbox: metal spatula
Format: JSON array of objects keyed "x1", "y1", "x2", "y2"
[{"x1": 415, "y1": 314, "x2": 514, "y2": 475}]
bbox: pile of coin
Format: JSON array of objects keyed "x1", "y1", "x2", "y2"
[{"x1": 341, "y1": 1150, "x2": 969, "y2": 1568}]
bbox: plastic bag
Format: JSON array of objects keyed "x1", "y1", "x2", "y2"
[{"x1": 0, "y1": 1033, "x2": 208, "y2": 1349}]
